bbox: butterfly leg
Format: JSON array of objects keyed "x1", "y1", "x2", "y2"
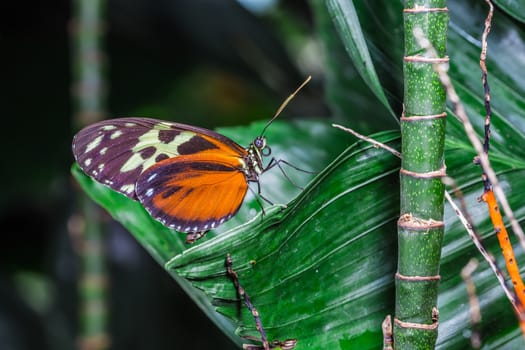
[
  {"x1": 264, "y1": 158, "x2": 315, "y2": 191},
  {"x1": 248, "y1": 186, "x2": 269, "y2": 215},
  {"x1": 248, "y1": 183, "x2": 287, "y2": 219},
  {"x1": 185, "y1": 231, "x2": 208, "y2": 244},
  {"x1": 225, "y1": 254, "x2": 296, "y2": 350}
]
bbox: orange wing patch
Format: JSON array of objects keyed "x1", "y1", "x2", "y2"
[{"x1": 135, "y1": 153, "x2": 249, "y2": 232}]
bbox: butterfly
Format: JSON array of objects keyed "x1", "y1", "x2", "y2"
[{"x1": 72, "y1": 77, "x2": 311, "y2": 243}]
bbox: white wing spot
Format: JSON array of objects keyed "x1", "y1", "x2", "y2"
[
  {"x1": 120, "y1": 153, "x2": 144, "y2": 172},
  {"x1": 220, "y1": 218, "x2": 225, "y2": 224},
  {"x1": 211, "y1": 222, "x2": 216, "y2": 228},
  {"x1": 99, "y1": 147, "x2": 108, "y2": 155},
  {"x1": 193, "y1": 226, "x2": 198, "y2": 231},
  {"x1": 145, "y1": 188, "x2": 154, "y2": 197},
  {"x1": 86, "y1": 135, "x2": 103, "y2": 153},
  {"x1": 98, "y1": 163, "x2": 105, "y2": 171},
  {"x1": 120, "y1": 184, "x2": 135, "y2": 194},
  {"x1": 101, "y1": 125, "x2": 116, "y2": 131},
  {"x1": 204, "y1": 224, "x2": 209, "y2": 230},
  {"x1": 84, "y1": 158, "x2": 92, "y2": 166},
  {"x1": 176, "y1": 225, "x2": 181, "y2": 231},
  {"x1": 110, "y1": 130, "x2": 123, "y2": 139},
  {"x1": 147, "y1": 173, "x2": 158, "y2": 182},
  {"x1": 125, "y1": 122, "x2": 136, "y2": 127},
  {"x1": 185, "y1": 226, "x2": 191, "y2": 232},
  {"x1": 104, "y1": 179, "x2": 114, "y2": 185}
]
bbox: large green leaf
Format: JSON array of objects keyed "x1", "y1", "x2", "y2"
[
  {"x1": 493, "y1": 0, "x2": 525, "y2": 23},
  {"x1": 73, "y1": 125, "x2": 400, "y2": 349},
  {"x1": 72, "y1": 119, "x2": 351, "y2": 347},
  {"x1": 166, "y1": 130, "x2": 400, "y2": 348},
  {"x1": 73, "y1": 117, "x2": 525, "y2": 350},
  {"x1": 324, "y1": 0, "x2": 396, "y2": 121},
  {"x1": 308, "y1": 0, "x2": 399, "y2": 133}
]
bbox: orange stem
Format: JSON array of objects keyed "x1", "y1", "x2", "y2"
[{"x1": 482, "y1": 189, "x2": 525, "y2": 322}]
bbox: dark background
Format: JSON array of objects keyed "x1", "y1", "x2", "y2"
[{"x1": 0, "y1": 1, "x2": 327, "y2": 349}]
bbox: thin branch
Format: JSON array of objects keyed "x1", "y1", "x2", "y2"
[
  {"x1": 332, "y1": 124, "x2": 402, "y2": 158},
  {"x1": 226, "y1": 254, "x2": 270, "y2": 350},
  {"x1": 461, "y1": 259, "x2": 482, "y2": 349},
  {"x1": 382, "y1": 315, "x2": 393, "y2": 350},
  {"x1": 226, "y1": 254, "x2": 297, "y2": 350},
  {"x1": 479, "y1": 0, "x2": 493, "y2": 162},
  {"x1": 412, "y1": 26, "x2": 525, "y2": 256},
  {"x1": 443, "y1": 178, "x2": 522, "y2": 317}
]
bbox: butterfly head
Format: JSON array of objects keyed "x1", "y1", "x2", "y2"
[
  {"x1": 244, "y1": 135, "x2": 271, "y2": 178},
  {"x1": 252, "y1": 135, "x2": 273, "y2": 160}
]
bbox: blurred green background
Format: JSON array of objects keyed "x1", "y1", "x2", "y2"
[{"x1": 1, "y1": 1, "x2": 341, "y2": 349}]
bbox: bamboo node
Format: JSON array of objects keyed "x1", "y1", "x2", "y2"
[
  {"x1": 400, "y1": 112, "x2": 447, "y2": 121},
  {"x1": 400, "y1": 165, "x2": 446, "y2": 179},
  {"x1": 404, "y1": 55, "x2": 449, "y2": 63},
  {"x1": 403, "y1": 6, "x2": 448, "y2": 13},
  {"x1": 398, "y1": 213, "x2": 444, "y2": 230},
  {"x1": 396, "y1": 272, "x2": 441, "y2": 282},
  {"x1": 394, "y1": 317, "x2": 439, "y2": 330}
]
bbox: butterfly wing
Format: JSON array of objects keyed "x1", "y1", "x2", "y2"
[
  {"x1": 72, "y1": 117, "x2": 246, "y2": 199},
  {"x1": 135, "y1": 153, "x2": 249, "y2": 232}
]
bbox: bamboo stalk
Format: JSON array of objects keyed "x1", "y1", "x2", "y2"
[
  {"x1": 70, "y1": 0, "x2": 109, "y2": 348},
  {"x1": 394, "y1": 1, "x2": 448, "y2": 348}
]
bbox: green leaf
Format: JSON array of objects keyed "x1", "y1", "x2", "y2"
[
  {"x1": 73, "y1": 125, "x2": 400, "y2": 349},
  {"x1": 73, "y1": 116, "x2": 525, "y2": 349},
  {"x1": 493, "y1": 0, "x2": 525, "y2": 23},
  {"x1": 167, "y1": 130, "x2": 401, "y2": 349},
  {"x1": 308, "y1": 0, "x2": 391, "y2": 132},
  {"x1": 72, "y1": 119, "x2": 351, "y2": 348},
  {"x1": 323, "y1": 0, "x2": 397, "y2": 122},
  {"x1": 72, "y1": 0, "x2": 525, "y2": 348}
]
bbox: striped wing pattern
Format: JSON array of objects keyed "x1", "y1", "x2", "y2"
[{"x1": 72, "y1": 117, "x2": 250, "y2": 235}]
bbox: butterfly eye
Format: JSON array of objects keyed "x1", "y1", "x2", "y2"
[{"x1": 254, "y1": 136, "x2": 266, "y2": 150}]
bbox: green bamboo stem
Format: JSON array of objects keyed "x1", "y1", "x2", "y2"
[
  {"x1": 395, "y1": 1, "x2": 448, "y2": 349},
  {"x1": 71, "y1": 0, "x2": 109, "y2": 348},
  {"x1": 72, "y1": 0, "x2": 107, "y2": 126}
]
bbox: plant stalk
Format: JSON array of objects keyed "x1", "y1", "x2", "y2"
[
  {"x1": 395, "y1": 1, "x2": 448, "y2": 348},
  {"x1": 71, "y1": 0, "x2": 109, "y2": 348}
]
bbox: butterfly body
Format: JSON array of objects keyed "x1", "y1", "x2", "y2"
[{"x1": 73, "y1": 117, "x2": 269, "y2": 243}]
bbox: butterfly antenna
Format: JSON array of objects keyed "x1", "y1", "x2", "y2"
[{"x1": 260, "y1": 76, "x2": 312, "y2": 136}]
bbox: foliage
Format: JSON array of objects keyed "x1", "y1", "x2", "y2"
[{"x1": 72, "y1": 0, "x2": 525, "y2": 349}]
